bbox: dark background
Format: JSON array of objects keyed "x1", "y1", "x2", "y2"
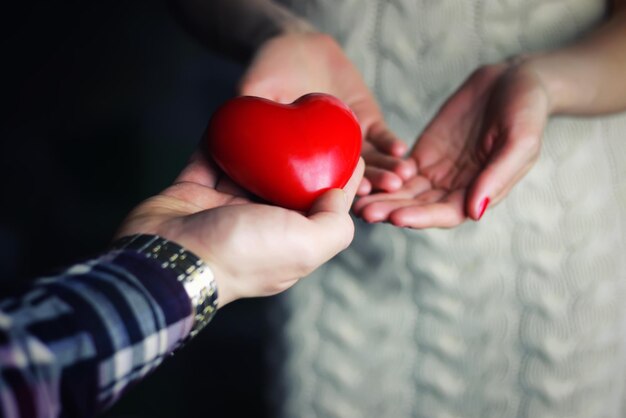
[{"x1": 0, "y1": 1, "x2": 271, "y2": 416}]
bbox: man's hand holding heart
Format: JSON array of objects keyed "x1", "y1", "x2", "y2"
[{"x1": 117, "y1": 149, "x2": 365, "y2": 308}]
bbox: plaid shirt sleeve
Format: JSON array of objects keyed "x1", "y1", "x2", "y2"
[{"x1": 0, "y1": 249, "x2": 195, "y2": 418}]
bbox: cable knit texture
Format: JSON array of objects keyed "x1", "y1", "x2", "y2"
[{"x1": 269, "y1": 1, "x2": 626, "y2": 417}]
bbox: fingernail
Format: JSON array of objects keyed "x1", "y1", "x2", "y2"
[{"x1": 478, "y1": 197, "x2": 490, "y2": 220}]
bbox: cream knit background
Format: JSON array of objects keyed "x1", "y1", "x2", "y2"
[{"x1": 268, "y1": 1, "x2": 626, "y2": 417}]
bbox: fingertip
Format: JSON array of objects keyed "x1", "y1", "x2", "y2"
[
  {"x1": 397, "y1": 159, "x2": 417, "y2": 180},
  {"x1": 388, "y1": 210, "x2": 407, "y2": 228},
  {"x1": 359, "y1": 203, "x2": 388, "y2": 223},
  {"x1": 365, "y1": 168, "x2": 403, "y2": 192},
  {"x1": 467, "y1": 181, "x2": 491, "y2": 221},
  {"x1": 357, "y1": 178, "x2": 372, "y2": 196},
  {"x1": 378, "y1": 139, "x2": 407, "y2": 158},
  {"x1": 476, "y1": 196, "x2": 490, "y2": 221},
  {"x1": 367, "y1": 122, "x2": 407, "y2": 157},
  {"x1": 388, "y1": 208, "x2": 423, "y2": 229},
  {"x1": 307, "y1": 190, "x2": 356, "y2": 257},
  {"x1": 390, "y1": 141, "x2": 408, "y2": 157},
  {"x1": 386, "y1": 175, "x2": 403, "y2": 191}
]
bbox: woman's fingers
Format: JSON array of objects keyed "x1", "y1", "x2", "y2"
[
  {"x1": 366, "y1": 121, "x2": 408, "y2": 157},
  {"x1": 353, "y1": 176, "x2": 432, "y2": 214},
  {"x1": 388, "y1": 192, "x2": 466, "y2": 229},
  {"x1": 360, "y1": 135, "x2": 415, "y2": 194},
  {"x1": 356, "y1": 177, "x2": 372, "y2": 196},
  {"x1": 364, "y1": 166, "x2": 404, "y2": 192},
  {"x1": 362, "y1": 148, "x2": 417, "y2": 180},
  {"x1": 358, "y1": 192, "x2": 446, "y2": 223},
  {"x1": 355, "y1": 189, "x2": 466, "y2": 228}
]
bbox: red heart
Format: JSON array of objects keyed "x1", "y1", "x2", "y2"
[{"x1": 206, "y1": 93, "x2": 362, "y2": 211}]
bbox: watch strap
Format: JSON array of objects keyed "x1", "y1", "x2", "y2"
[{"x1": 112, "y1": 234, "x2": 218, "y2": 339}]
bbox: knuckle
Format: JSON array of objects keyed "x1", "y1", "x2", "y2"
[
  {"x1": 295, "y1": 244, "x2": 320, "y2": 274},
  {"x1": 471, "y1": 64, "x2": 504, "y2": 83}
]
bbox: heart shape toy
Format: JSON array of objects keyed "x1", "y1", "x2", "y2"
[{"x1": 206, "y1": 93, "x2": 362, "y2": 211}]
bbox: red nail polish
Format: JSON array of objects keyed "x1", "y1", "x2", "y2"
[{"x1": 478, "y1": 197, "x2": 490, "y2": 220}]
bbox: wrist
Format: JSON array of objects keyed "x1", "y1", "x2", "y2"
[
  {"x1": 112, "y1": 234, "x2": 219, "y2": 338},
  {"x1": 250, "y1": 8, "x2": 317, "y2": 53},
  {"x1": 153, "y1": 218, "x2": 239, "y2": 309},
  {"x1": 516, "y1": 52, "x2": 595, "y2": 115}
]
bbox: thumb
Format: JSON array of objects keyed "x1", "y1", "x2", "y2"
[
  {"x1": 308, "y1": 157, "x2": 364, "y2": 216},
  {"x1": 467, "y1": 133, "x2": 541, "y2": 220},
  {"x1": 343, "y1": 158, "x2": 365, "y2": 203},
  {"x1": 309, "y1": 189, "x2": 349, "y2": 216},
  {"x1": 306, "y1": 189, "x2": 355, "y2": 258},
  {"x1": 301, "y1": 160, "x2": 364, "y2": 261}
]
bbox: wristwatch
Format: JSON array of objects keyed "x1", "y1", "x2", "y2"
[{"x1": 112, "y1": 234, "x2": 218, "y2": 339}]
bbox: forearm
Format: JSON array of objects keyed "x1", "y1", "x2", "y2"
[
  {"x1": 170, "y1": 0, "x2": 314, "y2": 61},
  {"x1": 0, "y1": 236, "x2": 214, "y2": 417},
  {"x1": 524, "y1": 3, "x2": 626, "y2": 115}
]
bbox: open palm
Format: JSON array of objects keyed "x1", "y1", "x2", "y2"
[{"x1": 354, "y1": 61, "x2": 551, "y2": 228}]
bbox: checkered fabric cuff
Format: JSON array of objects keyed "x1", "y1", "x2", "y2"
[{"x1": 112, "y1": 234, "x2": 219, "y2": 339}]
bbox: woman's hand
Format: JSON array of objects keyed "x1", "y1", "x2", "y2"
[
  {"x1": 354, "y1": 0, "x2": 626, "y2": 230},
  {"x1": 239, "y1": 32, "x2": 415, "y2": 195},
  {"x1": 354, "y1": 60, "x2": 552, "y2": 228},
  {"x1": 117, "y1": 152, "x2": 364, "y2": 307}
]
